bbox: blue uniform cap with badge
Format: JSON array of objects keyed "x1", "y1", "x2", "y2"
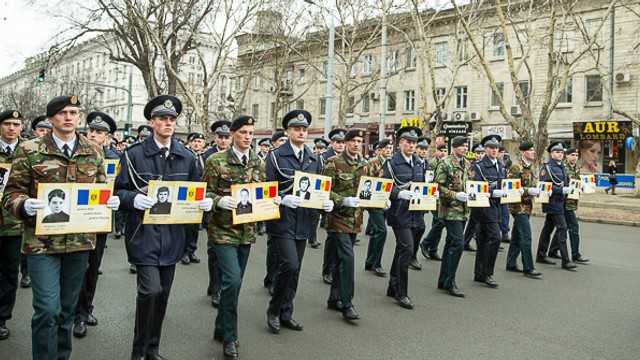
[
  {"x1": 472, "y1": 143, "x2": 485, "y2": 153},
  {"x1": 259, "y1": 138, "x2": 271, "y2": 147},
  {"x1": 46, "y1": 95, "x2": 80, "y2": 117},
  {"x1": 328, "y1": 128, "x2": 347, "y2": 142},
  {"x1": 86, "y1": 111, "x2": 117, "y2": 134},
  {"x1": 282, "y1": 110, "x2": 312, "y2": 129},
  {"x1": 230, "y1": 115, "x2": 255, "y2": 131},
  {"x1": 480, "y1": 134, "x2": 502, "y2": 148},
  {"x1": 547, "y1": 140, "x2": 566, "y2": 153},
  {"x1": 344, "y1": 129, "x2": 365, "y2": 142},
  {"x1": 143, "y1": 95, "x2": 182, "y2": 120},
  {"x1": 124, "y1": 136, "x2": 137, "y2": 145},
  {"x1": 314, "y1": 138, "x2": 329, "y2": 148},
  {"x1": 416, "y1": 136, "x2": 431, "y2": 148},
  {"x1": 0, "y1": 109, "x2": 22, "y2": 124},
  {"x1": 271, "y1": 130, "x2": 286, "y2": 142},
  {"x1": 396, "y1": 126, "x2": 422, "y2": 142},
  {"x1": 31, "y1": 115, "x2": 52, "y2": 131},
  {"x1": 137, "y1": 125, "x2": 153, "y2": 138},
  {"x1": 210, "y1": 120, "x2": 231, "y2": 136}
]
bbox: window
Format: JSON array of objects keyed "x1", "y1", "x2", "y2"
[
  {"x1": 585, "y1": 75, "x2": 603, "y2": 103},
  {"x1": 188, "y1": 55, "x2": 196, "y2": 64},
  {"x1": 492, "y1": 33, "x2": 505, "y2": 57},
  {"x1": 435, "y1": 42, "x2": 448, "y2": 65},
  {"x1": 490, "y1": 82, "x2": 504, "y2": 107},
  {"x1": 456, "y1": 38, "x2": 467, "y2": 62},
  {"x1": 320, "y1": 98, "x2": 327, "y2": 115},
  {"x1": 406, "y1": 47, "x2": 417, "y2": 68},
  {"x1": 252, "y1": 104, "x2": 259, "y2": 118},
  {"x1": 435, "y1": 87, "x2": 446, "y2": 104},
  {"x1": 554, "y1": 25, "x2": 573, "y2": 53},
  {"x1": 388, "y1": 50, "x2": 398, "y2": 72},
  {"x1": 362, "y1": 95, "x2": 370, "y2": 113},
  {"x1": 298, "y1": 69, "x2": 306, "y2": 83},
  {"x1": 350, "y1": 64, "x2": 357, "y2": 77},
  {"x1": 404, "y1": 90, "x2": 415, "y2": 111},
  {"x1": 455, "y1": 86, "x2": 468, "y2": 109},
  {"x1": 514, "y1": 81, "x2": 529, "y2": 106},
  {"x1": 296, "y1": 100, "x2": 304, "y2": 109},
  {"x1": 270, "y1": 102, "x2": 276, "y2": 119},
  {"x1": 387, "y1": 92, "x2": 396, "y2": 112},
  {"x1": 197, "y1": 74, "x2": 204, "y2": 86},
  {"x1": 347, "y1": 96, "x2": 355, "y2": 115},
  {"x1": 363, "y1": 54, "x2": 372, "y2": 75},
  {"x1": 284, "y1": 69, "x2": 293, "y2": 88},
  {"x1": 557, "y1": 77, "x2": 573, "y2": 104},
  {"x1": 320, "y1": 61, "x2": 328, "y2": 81},
  {"x1": 586, "y1": 19, "x2": 604, "y2": 46},
  {"x1": 253, "y1": 75, "x2": 261, "y2": 90},
  {"x1": 283, "y1": 102, "x2": 290, "y2": 114},
  {"x1": 235, "y1": 76, "x2": 245, "y2": 92},
  {"x1": 219, "y1": 75, "x2": 227, "y2": 93},
  {"x1": 188, "y1": 73, "x2": 195, "y2": 84}
]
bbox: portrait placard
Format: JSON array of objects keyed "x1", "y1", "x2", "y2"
[
  {"x1": 466, "y1": 181, "x2": 490, "y2": 208},
  {"x1": 0, "y1": 163, "x2": 11, "y2": 198},
  {"x1": 35, "y1": 183, "x2": 113, "y2": 235},
  {"x1": 424, "y1": 170, "x2": 435, "y2": 184},
  {"x1": 500, "y1": 179, "x2": 522, "y2": 204},
  {"x1": 293, "y1": 171, "x2": 331, "y2": 210},
  {"x1": 567, "y1": 179, "x2": 582, "y2": 200},
  {"x1": 581, "y1": 174, "x2": 596, "y2": 194},
  {"x1": 355, "y1": 176, "x2": 392, "y2": 209},
  {"x1": 231, "y1": 181, "x2": 281, "y2": 224},
  {"x1": 143, "y1": 180, "x2": 207, "y2": 225},
  {"x1": 407, "y1": 182, "x2": 438, "y2": 211},
  {"x1": 105, "y1": 160, "x2": 120, "y2": 184},
  {"x1": 536, "y1": 182, "x2": 553, "y2": 204}
]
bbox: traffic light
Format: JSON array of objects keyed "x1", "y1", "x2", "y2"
[
  {"x1": 123, "y1": 123, "x2": 132, "y2": 136},
  {"x1": 37, "y1": 68, "x2": 46, "y2": 83}
]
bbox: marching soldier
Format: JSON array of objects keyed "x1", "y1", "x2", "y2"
[
  {"x1": 115, "y1": 95, "x2": 209, "y2": 360},
  {"x1": 307, "y1": 137, "x2": 330, "y2": 249},
  {"x1": 435, "y1": 136, "x2": 471, "y2": 297},
  {"x1": 257, "y1": 138, "x2": 271, "y2": 160},
  {"x1": 203, "y1": 120, "x2": 232, "y2": 159},
  {"x1": 462, "y1": 143, "x2": 485, "y2": 252},
  {"x1": 535, "y1": 141, "x2": 578, "y2": 270},
  {"x1": 420, "y1": 143, "x2": 448, "y2": 260},
  {"x1": 181, "y1": 132, "x2": 207, "y2": 265},
  {"x1": 408, "y1": 136, "x2": 433, "y2": 271},
  {"x1": 270, "y1": 130, "x2": 288, "y2": 148},
  {"x1": 313, "y1": 138, "x2": 328, "y2": 155},
  {"x1": 505, "y1": 141, "x2": 542, "y2": 278},
  {"x1": 202, "y1": 115, "x2": 267, "y2": 359},
  {"x1": 136, "y1": 124, "x2": 152, "y2": 143},
  {"x1": 3, "y1": 96, "x2": 119, "y2": 358}
]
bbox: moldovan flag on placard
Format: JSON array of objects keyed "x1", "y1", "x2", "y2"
[
  {"x1": 315, "y1": 179, "x2": 331, "y2": 191},
  {"x1": 255, "y1": 185, "x2": 277, "y2": 199},
  {"x1": 540, "y1": 183, "x2": 552, "y2": 191},
  {"x1": 423, "y1": 185, "x2": 437, "y2": 195},
  {"x1": 475, "y1": 184, "x2": 489, "y2": 193},
  {"x1": 177, "y1": 186, "x2": 205, "y2": 201},
  {"x1": 77, "y1": 189, "x2": 111, "y2": 205},
  {"x1": 506, "y1": 181, "x2": 521, "y2": 189},
  {"x1": 375, "y1": 181, "x2": 393, "y2": 192}
]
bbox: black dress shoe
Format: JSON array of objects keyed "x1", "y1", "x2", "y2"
[
  {"x1": 86, "y1": 314, "x2": 98, "y2": 326},
  {"x1": 483, "y1": 275, "x2": 499, "y2": 287},
  {"x1": 506, "y1": 266, "x2": 522, "y2": 273},
  {"x1": 548, "y1": 253, "x2": 562, "y2": 259},
  {"x1": 342, "y1": 307, "x2": 360, "y2": 320},
  {"x1": 428, "y1": 252, "x2": 442, "y2": 261},
  {"x1": 394, "y1": 295, "x2": 414, "y2": 309},
  {"x1": 408, "y1": 259, "x2": 422, "y2": 270},
  {"x1": 266, "y1": 312, "x2": 280, "y2": 333},
  {"x1": 129, "y1": 264, "x2": 137, "y2": 274},
  {"x1": 562, "y1": 262, "x2": 578, "y2": 270},
  {"x1": 374, "y1": 267, "x2": 386, "y2": 277},
  {"x1": 0, "y1": 323, "x2": 10, "y2": 340},
  {"x1": 20, "y1": 274, "x2": 31, "y2": 288},
  {"x1": 364, "y1": 264, "x2": 373, "y2": 271},
  {"x1": 211, "y1": 292, "x2": 220, "y2": 308},
  {"x1": 115, "y1": 231, "x2": 122, "y2": 239},
  {"x1": 322, "y1": 274, "x2": 333, "y2": 285},
  {"x1": 354, "y1": 238, "x2": 361, "y2": 244},
  {"x1": 573, "y1": 256, "x2": 590, "y2": 263},
  {"x1": 524, "y1": 269, "x2": 542, "y2": 278},
  {"x1": 98, "y1": 269, "x2": 103, "y2": 275},
  {"x1": 386, "y1": 288, "x2": 396, "y2": 297},
  {"x1": 223, "y1": 342, "x2": 238, "y2": 359},
  {"x1": 443, "y1": 285, "x2": 465, "y2": 298},
  {"x1": 420, "y1": 246, "x2": 430, "y2": 260},
  {"x1": 73, "y1": 322, "x2": 87, "y2": 338},
  {"x1": 189, "y1": 254, "x2": 201, "y2": 263},
  {"x1": 498, "y1": 246, "x2": 505, "y2": 252},
  {"x1": 464, "y1": 244, "x2": 477, "y2": 252},
  {"x1": 536, "y1": 257, "x2": 557, "y2": 265},
  {"x1": 310, "y1": 241, "x2": 321, "y2": 249},
  {"x1": 214, "y1": 330, "x2": 239, "y2": 347},
  {"x1": 268, "y1": 284, "x2": 275, "y2": 296},
  {"x1": 180, "y1": 255, "x2": 191, "y2": 265},
  {"x1": 327, "y1": 300, "x2": 343, "y2": 312},
  {"x1": 501, "y1": 232, "x2": 510, "y2": 243},
  {"x1": 281, "y1": 318, "x2": 303, "y2": 331}
]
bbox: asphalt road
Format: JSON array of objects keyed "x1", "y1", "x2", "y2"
[{"x1": 2, "y1": 215, "x2": 639, "y2": 360}]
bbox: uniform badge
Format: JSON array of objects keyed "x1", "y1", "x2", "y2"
[
  {"x1": 491, "y1": 136, "x2": 498, "y2": 143},
  {"x1": 248, "y1": 117, "x2": 253, "y2": 124},
  {"x1": 12, "y1": 111, "x2": 19, "y2": 118},
  {"x1": 338, "y1": 131, "x2": 344, "y2": 137},
  {"x1": 297, "y1": 114, "x2": 305, "y2": 120},
  {"x1": 540, "y1": 169, "x2": 547, "y2": 177},
  {"x1": 95, "y1": 116, "x2": 102, "y2": 123},
  {"x1": 70, "y1": 96, "x2": 78, "y2": 105},
  {"x1": 164, "y1": 100, "x2": 173, "y2": 108},
  {"x1": 222, "y1": 125, "x2": 229, "y2": 132},
  {"x1": 358, "y1": 131, "x2": 364, "y2": 137},
  {"x1": 409, "y1": 129, "x2": 417, "y2": 137},
  {"x1": 44, "y1": 119, "x2": 51, "y2": 124}
]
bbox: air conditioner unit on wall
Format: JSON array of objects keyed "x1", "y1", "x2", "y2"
[
  {"x1": 453, "y1": 111, "x2": 466, "y2": 121},
  {"x1": 369, "y1": 92, "x2": 380, "y2": 100},
  {"x1": 510, "y1": 106, "x2": 521, "y2": 115},
  {"x1": 615, "y1": 73, "x2": 630, "y2": 83},
  {"x1": 470, "y1": 112, "x2": 481, "y2": 121}
]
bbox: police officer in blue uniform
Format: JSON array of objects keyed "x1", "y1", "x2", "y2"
[
  {"x1": 115, "y1": 95, "x2": 210, "y2": 360},
  {"x1": 463, "y1": 143, "x2": 484, "y2": 252},
  {"x1": 181, "y1": 132, "x2": 206, "y2": 265},
  {"x1": 536, "y1": 141, "x2": 578, "y2": 270},
  {"x1": 137, "y1": 124, "x2": 152, "y2": 143},
  {"x1": 408, "y1": 136, "x2": 432, "y2": 270},
  {"x1": 257, "y1": 138, "x2": 271, "y2": 160},
  {"x1": 203, "y1": 120, "x2": 232, "y2": 160},
  {"x1": 470, "y1": 135, "x2": 504, "y2": 288}
]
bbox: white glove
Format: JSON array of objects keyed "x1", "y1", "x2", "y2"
[
  {"x1": 492, "y1": 189, "x2": 504, "y2": 198},
  {"x1": 455, "y1": 192, "x2": 469, "y2": 202},
  {"x1": 273, "y1": 196, "x2": 282, "y2": 205},
  {"x1": 578, "y1": 189, "x2": 583, "y2": 196},
  {"x1": 434, "y1": 190, "x2": 440, "y2": 199},
  {"x1": 562, "y1": 187, "x2": 572, "y2": 195},
  {"x1": 322, "y1": 200, "x2": 334, "y2": 212},
  {"x1": 281, "y1": 195, "x2": 302, "y2": 209},
  {"x1": 548, "y1": 190, "x2": 553, "y2": 197},
  {"x1": 217, "y1": 196, "x2": 238, "y2": 210},
  {"x1": 342, "y1": 197, "x2": 360, "y2": 208},
  {"x1": 384, "y1": 200, "x2": 391, "y2": 210},
  {"x1": 198, "y1": 197, "x2": 213, "y2": 211},
  {"x1": 398, "y1": 190, "x2": 413, "y2": 201},
  {"x1": 527, "y1": 187, "x2": 540, "y2": 196},
  {"x1": 134, "y1": 195, "x2": 155, "y2": 210},
  {"x1": 24, "y1": 199, "x2": 46, "y2": 216},
  {"x1": 518, "y1": 188, "x2": 525, "y2": 196},
  {"x1": 106, "y1": 196, "x2": 120, "y2": 210}
]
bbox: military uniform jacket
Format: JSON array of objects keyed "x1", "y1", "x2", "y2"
[
  {"x1": 435, "y1": 155, "x2": 470, "y2": 221},
  {"x1": 366, "y1": 155, "x2": 386, "y2": 214},
  {"x1": 382, "y1": 151, "x2": 425, "y2": 228},
  {"x1": 539, "y1": 160, "x2": 567, "y2": 214},
  {"x1": 265, "y1": 142, "x2": 322, "y2": 240},
  {"x1": 508, "y1": 159, "x2": 535, "y2": 215},
  {"x1": 0, "y1": 142, "x2": 23, "y2": 236},
  {"x1": 115, "y1": 137, "x2": 200, "y2": 266},
  {"x1": 203, "y1": 148, "x2": 265, "y2": 245},
  {"x1": 323, "y1": 152, "x2": 368, "y2": 233},
  {"x1": 3, "y1": 132, "x2": 106, "y2": 254},
  {"x1": 470, "y1": 156, "x2": 503, "y2": 223},
  {"x1": 202, "y1": 145, "x2": 219, "y2": 162},
  {"x1": 565, "y1": 161, "x2": 580, "y2": 211},
  {"x1": 320, "y1": 147, "x2": 338, "y2": 167}
]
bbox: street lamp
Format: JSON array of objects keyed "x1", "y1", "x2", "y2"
[{"x1": 304, "y1": 0, "x2": 334, "y2": 139}]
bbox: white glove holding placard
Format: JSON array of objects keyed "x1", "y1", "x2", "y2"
[
  {"x1": 492, "y1": 189, "x2": 503, "y2": 198},
  {"x1": 198, "y1": 197, "x2": 213, "y2": 211},
  {"x1": 518, "y1": 188, "x2": 525, "y2": 196},
  {"x1": 434, "y1": 190, "x2": 440, "y2": 199},
  {"x1": 106, "y1": 196, "x2": 120, "y2": 210},
  {"x1": 562, "y1": 187, "x2": 572, "y2": 195},
  {"x1": 384, "y1": 200, "x2": 391, "y2": 210},
  {"x1": 455, "y1": 192, "x2": 469, "y2": 202},
  {"x1": 527, "y1": 187, "x2": 540, "y2": 196},
  {"x1": 134, "y1": 195, "x2": 155, "y2": 210},
  {"x1": 548, "y1": 190, "x2": 554, "y2": 197},
  {"x1": 322, "y1": 200, "x2": 334, "y2": 212},
  {"x1": 342, "y1": 197, "x2": 360, "y2": 208},
  {"x1": 24, "y1": 199, "x2": 46, "y2": 216},
  {"x1": 217, "y1": 196, "x2": 238, "y2": 210},
  {"x1": 398, "y1": 190, "x2": 413, "y2": 201},
  {"x1": 273, "y1": 196, "x2": 282, "y2": 205},
  {"x1": 281, "y1": 195, "x2": 302, "y2": 209}
]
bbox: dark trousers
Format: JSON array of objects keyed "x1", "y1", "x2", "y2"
[
  {"x1": 322, "y1": 232, "x2": 338, "y2": 276},
  {"x1": 549, "y1": 210, "x2": 581, "y2": 259},
  {"x1": 215, "y1": 244, "x2": 251, "y2": 343},
  {"x1": 132, "y1": 265, "x2": 175, "y2": 358},
  {"x1": 263, "y1": 235, "x2": 279, "y2": 288},
  {"x1": 114, "y1": 210, "x2": 126, "y2": 234},
  {"x1": 21, "y1": 254, "x2": 28, "y2": 276},
  {"x1": 268, "y1": 238, "x2": 306, "y2": 321},
  {"x1": 0, "y1": 235, "x2": 22, "y2": 323},
  {"x1": 475, "y1": 222, "x2": 501, "y2": 277},
  {"x1": 438, "y1": 221, "x2": 465, "y2": 288},
  {"x1": 307, "y1": 213, "x2": 320, "y2": 245},
  {"x1": 365, "y1": 216, "x2": 373, "y2": 235},
  {"x1": 410, "y1": 227, "x2": 426, "y2": 260},
  {"x1": 506, "y1": 214, "x2": 535, "y2": 271},
  {"x1": 75, "y1": 234, "x2": 107, "y2": 323},
  {"x1": 421, "y1": 210, "x2": 445, "y2": 254},
  {"x1": 27, "y1": 251, "x2": 89, "y2": 360},
  {"x1": 183, "y1": 224, "x2": 199, "y2": 255},
  {"x1": 500, "y1": 204, "x2": 510, "y2": 234},
  {"x1": 463, "y1": 214, "x2": 478, "y2": 247},
  {"x1": 365, "y1": 210, "x2": 387, "y2": 269},
  {"x1": 207, "y1": 243, "x2": 222, "y2": 295},
  {"x1": 537, "y1": 213, "x2": 570, "y2": 265},
  {"x1": 389, "y1": 227, "x2": 421, "y2": 298},
  {"x1": 328, "y1": 233, "x2": 356, "y2": 308}
]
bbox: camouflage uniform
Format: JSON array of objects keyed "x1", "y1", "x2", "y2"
[
  {"x1": 420, "y1": 156, "x2": 446, "y2": 257},
  {"x1": 549, "y1": 161, "x2": 584, "y2": 260},
  {"x1": 322, "y1": 152, "x2": 367, "y2": 310},
  {"x1": 434, "y1": 154, "x2": 470, "y2": 289},
  {"x1": 364, "y1": 155, "x2": 388, "y2": 271},
  {"x1": 506, "y1": 159, "x2": 537, "y2": 271}
]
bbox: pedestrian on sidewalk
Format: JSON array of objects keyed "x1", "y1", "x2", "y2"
[{"x1": 605, "y1": 160, "x2": 617, "y2": 195}]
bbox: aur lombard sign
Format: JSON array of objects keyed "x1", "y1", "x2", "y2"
[{"x1": 573, "y1": 120, "x2": 632, "y2": 141}]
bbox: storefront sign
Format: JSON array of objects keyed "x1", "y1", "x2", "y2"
[
  {"x1": 400, "y1": 117, "x2": 423, "y2": 128},
  {"x1": 482, "y1": 124, "x2": 513, "y2": 140},
  {"x1": 595, "y1": 174, "x2": 635, "y2": 189},
  {"x1": 441, "y1": 121, "x2": 472, "y2": 136},
  {"x1": 573, "y1": 121, "x2": 632, "y2": 141}
]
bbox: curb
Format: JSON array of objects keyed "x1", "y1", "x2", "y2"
[{"x1": 531, "y1": 213, "x2": 640, "y2": 227}]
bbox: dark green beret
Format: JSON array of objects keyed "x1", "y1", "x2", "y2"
[
  {"x1": 451, "y1": 136, "x2": 468, "y2": 148},
  {"x1": 519, "y1": 141, "x2": 534, "y2": 151},
  {"x1": 0, "y1": 109, "x2": 22, "y2": 124},
  {"x1": 344, "y1": 129, "x2": 365, "y2": 142},
  {"x1": 271, "y1": 130, "x2": 286, "y2": 142},
  {"x1": 188, "y1": 132, "x2": 205, "y2": 142},
  {"x1": 230, "y1": 115, "x2": 256, "y2": 131},
  {"x1": 46, "y1": 95, "x2": 80, "y2": 117}
]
